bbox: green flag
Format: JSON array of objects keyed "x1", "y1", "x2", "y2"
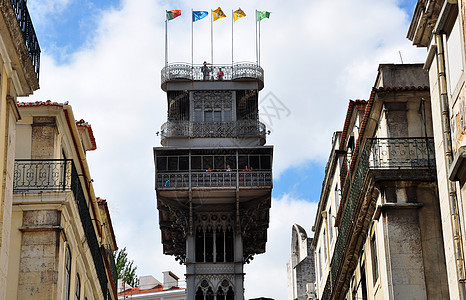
[{"x1": 257, "y1": 11, "x2": 270, "y2": 21}]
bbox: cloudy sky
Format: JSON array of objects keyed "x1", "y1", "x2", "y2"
[{"x1": 25, "y1": 0, "x2": 425, "y2": 298}]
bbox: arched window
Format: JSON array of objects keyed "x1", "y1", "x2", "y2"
[
  {"x1": 75, "y1": 273, "x2": 81, "y2": 300},
  {"x1": 64, "y1": 245, "x2": 72, "y2": 300}
]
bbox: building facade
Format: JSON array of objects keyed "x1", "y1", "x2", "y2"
[
  {"x1": 286, "y1": 224, "x2": 316, "y2": 300},
  {"x1": 8, "y1": 101, "x2": 118, "y2": 299},
  {"x1": 0, "y1": 0, "x2": 40, "y2": 296},
  {"x1": 154, "y1": 63, "x2": 273, "y2": 299},
  {"x1": 313, "y1": 64, "x2": 449, "y2": 299},
  {"x1": 408, "y1": 0, "x2": 466, "y2": 298}
]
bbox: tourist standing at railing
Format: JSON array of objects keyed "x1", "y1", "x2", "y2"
[
  {"x1": 217, "y1": 68, "x2": 224, "y2": 80},
  {"x1": 201, "y1": 61, "x2": 211, "y2": 80},
  {"x1": 226, "y1": 165, "x2": 231, "y2": 172}
]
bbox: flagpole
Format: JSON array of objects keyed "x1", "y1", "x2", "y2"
[
  {"x1": 211, "y1": 9, "x2": 213, "y2": 66},
  {"x1": 165, "y1": 12, "x2": 168, "y2": 67},
  {"x1": 255, "y1": 10, "x2": 258, "y2": 66},
  {"x1": 191, "y1": 9, "x2": 194, "y2": 72},
  {"x1": 231, "y1": 9, "x2": 234, "y2": 66},
  {"x1": 258, "y1": 15, "x2": 261, "y2": 66}
]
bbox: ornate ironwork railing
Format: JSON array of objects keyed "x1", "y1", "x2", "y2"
[
  {"x1": 13, "y1": 159, "x2": 72, "y2": 191},
  {"x1": 13, "y1": 159, "x2": 109, "y2": 298},
  {"x1": 156, "y1": 171, "x2": 272, "y2": 189},
  {"x1": 368, "y1": 137, "x2": 435, "y2": 169},
  {"x1": 160, "y1": 120, "x2": 267, "y2": 139},
  {"x1": 161, "y1": 62, "x2": 264, "y2": 84},
  {"x1": 321, "y1": 137, "x2": 436, "y2": 299},
  {"x1": 10, "y1": 0, "x2": 40, "y2": 81}
]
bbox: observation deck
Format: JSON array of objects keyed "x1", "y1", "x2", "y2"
[{"x1": 161, "y1": 62, "x2": 264, "y2": 91}]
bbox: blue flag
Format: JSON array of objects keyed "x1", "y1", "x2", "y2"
[{"x1": 193, "y1": 11, "x2": 208, "y2": 22}]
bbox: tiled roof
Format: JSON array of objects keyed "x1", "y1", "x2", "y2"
[
  {"x1": 17, "y1": 100, "x2": 66, "y2": 107},
  {"x1": 76, "y1": 119, "x2": 97, "y2": 151},
  {"x1": 117, "y1": 285, "x2": 183, "y2": 296}
]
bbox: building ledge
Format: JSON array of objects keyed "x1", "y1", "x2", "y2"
[
  {"x1": 450, "y1": 146, "x2": 466, "y2": 181},
  {"x1": 374, "y1": 202, "x2": 424, "y2": 219}
]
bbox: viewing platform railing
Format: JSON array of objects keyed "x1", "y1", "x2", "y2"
[
  {"x1": 160, "y1": 120, "x2": 267, "y2": 139},
  {"x1": 161, "y1": 62, "x2": 264, "y2": 86},
  {"x1": 156, "y1": 170, "x2": 272, "y2": 189}
]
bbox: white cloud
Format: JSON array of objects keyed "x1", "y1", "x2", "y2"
[
  {"x1": 244, "y1": 195, "x2": 318, "y2": 299},
  {"x1": 24, "y1": 0, "x2": 425, "y2": 298}
]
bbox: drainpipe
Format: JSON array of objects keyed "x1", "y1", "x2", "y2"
[{"x1": 435, "y1": 33, "x2": 466, "y2": 299}]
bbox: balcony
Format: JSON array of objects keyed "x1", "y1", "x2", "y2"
[
  {"x1": 10, "y1": 0, "x2": 40, "y2": 81},
  {"x1": 156, "y1": 170, "x2": 272, "y2": 189},
  {"x1": 321, "y1": 137, "x2": 436, "y2": 300},
  {"x1": 161, "y1": 62, "x2": 264, "y2": 90},
  {"x1": 160, "y1": 120, "x2": 267, "y2": 140},
  {"x1": 13, "y1": 159, "x2": 109, "y2": 296},
  {"x1": 368, "y1": 137, "x2": 435, "y2": 180}
]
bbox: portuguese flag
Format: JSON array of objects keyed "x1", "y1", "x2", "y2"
[{"x1": 166, "y1": 10, "x2": 181, "y2": 21}]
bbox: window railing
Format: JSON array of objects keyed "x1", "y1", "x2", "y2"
[
  {"x1": 160, "y1": 120, "x2": 267, "y2": 139},
  {"x1": 10, "y1": 0, "x2": 40, "y2": 81},
  {"x1": 13, "y1": 159, "x2": 109, "y2": 298},
  {"x1": 156, "y1": 170, "x2": 272, "y2": 189},
  {"x1": 161, "y1": 62, "x2": 264, "y2": 84}
]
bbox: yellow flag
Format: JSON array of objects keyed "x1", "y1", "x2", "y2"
[
  {"x1": 213, "y1": 7, "x2": 226, "y2": 21},
  {"x1": 233, "y1": 8, "x2": 246, "y2": 21}
]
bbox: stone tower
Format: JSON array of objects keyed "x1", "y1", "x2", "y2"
[{"x1": 154, "y1": 63, "x2": 273, "y2": 299}]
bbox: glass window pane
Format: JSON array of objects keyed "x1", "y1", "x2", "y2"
[
  {"x1": 156, "y1": 157, "x2": 167, "y2": 171},
  {"x1": 195, "y1": 111, "x2": 203, "y2": 121},
  {"x1": 203, "y1": 156, "x2": 213, "y2": 170},
  {"x1": 214, "y1": 156, "x2": 225, "y2": 170},
  {"x1": 179, "y1": 156, "x2": 189, "y2": 170},
  {"x1": 224, "y1": 110, "x2": 232, "y2": 121},
  {"x1": 260, "y1": 156, "x2": 271, "y2": 170},
  {"x1": 192, "y1": 156, "x2": 201, "y2": 170},
  {"x1": 226, "y1": 156, "x2": 236, "y2": 170},
  {"x1": 168, "y1": 157, "x2": 178, "y2": 170},
  {"x1": 214, "y1": 111, "x2": 222, "y2": 122},
  {"x1": 205, "y1": 111, "x2": 213, "y2": 122}
]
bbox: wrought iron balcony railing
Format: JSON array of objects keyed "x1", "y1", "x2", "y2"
[
  {"x1": 368, "y1": 137, "x2": 435, "y2": 169},
  {"x1": 13, "y1": 159, "x2": 72, "y2": 191},
  {"x1": 161, "y1": 62, "x2": 264, "y2": 85},
  {"x1": 13, "y1": 159, "x2": 109, "y2": 298},
  {"x1": 156, "y1": 170, "x2": 272, "y2": 189},
  {"x1": 321, "y1": 137, "x2": 435, "y2": 300},
  {"x1": 160, "y1": 120, "x2": 267, "y2": 139},
  {"x1": 10, "y1": 0, "x2": 40, "y2": 81}
]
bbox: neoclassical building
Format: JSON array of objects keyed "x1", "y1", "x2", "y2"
[
  {"x1": 8, "y1": 101, "x2": 118, "y2": 299},
  {"x1": 313, "y1": 64, "x2": 449, "y2": 299},
  {"x1": 0, "y1": 0, "x2": 40, "y2": 296},
  {"x1": 154, "y1": 63, "x2": 273, "y2": 299}
]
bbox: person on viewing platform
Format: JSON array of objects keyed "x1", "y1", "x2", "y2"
[
  {"x1": 201, "y1": 61, "x2": 211, "y2": 80},
  {"x1": 217, "y1": 68, "x2": 224, "y2": 80}
]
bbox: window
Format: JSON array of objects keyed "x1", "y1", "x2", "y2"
[
  {"x1": 193, "y1": 92, "x2": 233, "y2": 122},
  {"x1": 323, "y1": 229, "x2": 327, "y2": 262},
  {"x1": 318, "y1": 248, "x2": 322, "y2": 280},
  {"x1": 64, "y1": 245, "x2": 72, "y2": 300},
  {"x1": 75, "y1": 273, "x2": 81, "y2": 300},
  {"x1": 446, "y1": 12, "x2": 464, "y2": 95},
  {"x1": 196, "y1": 227, "x2": 234, "y2": 263},
  {"x1": 370, "y1": 227, "x2": 379, "y2": 284},
  {"x1": 335, "y1": 183, "x2": 341, "y2": 210},
  {"x1": 328, "y1": 208, "x2": 333, "y2": 243}
]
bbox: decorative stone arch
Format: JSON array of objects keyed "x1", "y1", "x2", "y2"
[{"x1": 291, "y1": 223, "x2": 308, "y2": 266}]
